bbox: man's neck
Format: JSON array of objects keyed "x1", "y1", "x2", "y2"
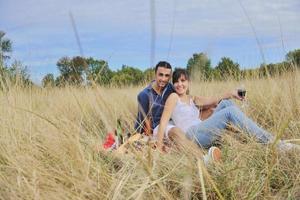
[{"x1": 152, "y1": 82, "x2": 165, "y2": 95}]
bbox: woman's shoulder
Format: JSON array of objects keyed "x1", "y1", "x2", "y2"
[{"x1": 167, "y1": 92, "x2": 179, "y2": 102}]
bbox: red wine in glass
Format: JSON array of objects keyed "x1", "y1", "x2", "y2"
[{"x1": 238, "y1": 89, "x2": 246, "y2": 98}]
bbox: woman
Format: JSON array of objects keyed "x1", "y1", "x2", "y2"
[{"x1": 157, "y1": 68, "x2": 298, "y2": 151}]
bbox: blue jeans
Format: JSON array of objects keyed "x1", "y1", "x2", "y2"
[{"x1": 186, "y1": 100, "x2": 274, "y2": 148}]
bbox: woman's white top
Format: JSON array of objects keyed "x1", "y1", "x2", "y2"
[{"x1": 171, "y1": 97, "x2": 202, "y2": 133}]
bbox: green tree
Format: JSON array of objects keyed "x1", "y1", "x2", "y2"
[
  {"x1": 143, "y1": 68, "x2": 155, "y2": 82},
  {"x1": 0, "y1": 33, "x2": 33, "y2": 88},
  {"x1": 111, "y1": 65, "x2": 143, "y2": 86},
  {"x1": 286, "y1": 49, "x2": 300, "y2": 68},
  {"x1": 0, "y1": 60, "x2": 32, "y2": 88},
  {"x1": 0, "y1": 31, "x2": 12, "y2": 66},
  {"x1": 85, "y1": 57, "x2": 112, "y2": 85},
  {"x1": 56, "y1": 56, "x2": 88, "y2": 85},
  {"x1": 55, "y1": 75, "x2": 65, "y2": 87},
  {"x1": 187, "y1": 53, "x2": 212, "y2": 81},
  {"x1": 215, "y1": 57, "x2": 240, "y2": 80},
  {"x1": 241, "y1": 68, "x2": 260, "y2": 79},
  {"x1": 259, "y1": 61, "x2": 293, "y2": 77},
  {"x1": 42, "y1": 73, "x2": 55, "y2": 87},
  {"x1": 9, "y1": 60, "x2": 31, "y2": 82}
]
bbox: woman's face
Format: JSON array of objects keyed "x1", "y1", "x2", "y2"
[{"x1": 173, "y1": 74, "x2": 189, "y2": 95}]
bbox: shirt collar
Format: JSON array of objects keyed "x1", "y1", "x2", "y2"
[{"x1": 147, "y1": 80, "x2": 172, "y2": 96}]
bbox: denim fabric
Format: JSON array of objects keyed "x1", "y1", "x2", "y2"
[{"x1": 186, "y1": 99, "x2": 274, "y2": 148}]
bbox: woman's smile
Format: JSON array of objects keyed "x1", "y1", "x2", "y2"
[{"x1": 174, "y1": 75, "x2": 189, "y2": 95}]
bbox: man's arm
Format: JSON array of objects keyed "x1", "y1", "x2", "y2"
[{"x1": 134, "y1": 91, "x2": 151, "y2": 134}]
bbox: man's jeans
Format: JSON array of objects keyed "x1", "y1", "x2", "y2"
[{"x1": 186, "y1": 99, "x2": 274, "y2": 148}]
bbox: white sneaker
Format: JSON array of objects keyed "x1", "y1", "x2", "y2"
[
  {"x1": 278, "y1": 141, "x2": 300, "y2": 152},
  {"x1": 203, "y1": 146, "x2": 222, "y2": 166}
]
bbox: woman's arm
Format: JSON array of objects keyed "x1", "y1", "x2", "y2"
[
  {"x1": 193, "y1": 90, "x2": 243, "y2": 109},
  {"x1": 157, "y1": 93, "x2": 178, "y2": 151}
]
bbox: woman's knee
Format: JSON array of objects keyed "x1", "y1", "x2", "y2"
[
  {"x1": 193, "y1": 135, "x2": 214, "y2": 149},
  {"x1": 224, "y1": 106, "x2": 241, "y2": 121},
  {"x1": 187, "y1": 129, "x2": 215, "y2": 148}
]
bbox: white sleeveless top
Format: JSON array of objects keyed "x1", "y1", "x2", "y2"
[{"x1": 171, "y1": 97, "x2": 202, "y2": 133}]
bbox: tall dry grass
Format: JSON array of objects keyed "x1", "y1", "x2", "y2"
[{"x1": 0, "y1": 70, "x2": 300, "y2": 199}]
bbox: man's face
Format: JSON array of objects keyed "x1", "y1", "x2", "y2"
[{"x1": 155, "y1": 67, "x2": 172, "y2": 89}]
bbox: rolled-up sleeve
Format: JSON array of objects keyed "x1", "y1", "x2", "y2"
[{"x1": 134, "y1": 91, "x2": 149, "y2": 133}]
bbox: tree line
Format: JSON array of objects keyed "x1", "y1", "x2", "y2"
[
  {"x1": 1, "y1": 31, "x2": 299, "y2": 88},
  {"x1": 186, "y1": 51, "x2": 300, "y2": 81},
  {"x1": 42, "y1": 56, "x2": 146, "y2": 87},
  {"x1": 42, "y1": 50, "x2": 299, "y2": 87}
]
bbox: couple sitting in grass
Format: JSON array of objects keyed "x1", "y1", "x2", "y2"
[{"x1": 135, "y1": 61, "x2": 299, "y2": 162}]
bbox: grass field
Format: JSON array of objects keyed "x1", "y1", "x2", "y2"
[{"x1": 0, "y1": 71, "x2": 299, "y2": 199}]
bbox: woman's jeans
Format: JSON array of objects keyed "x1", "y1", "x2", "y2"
[{"x1": 186, "y1": 99, "x2": 274, "y2": 148}]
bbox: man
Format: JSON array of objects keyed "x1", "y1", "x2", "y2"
[{"x1": 134, "y1": 61, "x2": 175, "y2": 139}]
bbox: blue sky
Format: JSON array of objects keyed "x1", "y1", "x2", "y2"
[{"x1": 1, "y1": 0, "x2": 300, "y2": 84}]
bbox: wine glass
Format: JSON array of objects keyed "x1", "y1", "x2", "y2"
[{"x1": 237, "y1": 85, "x2": 247, "y2": 109}]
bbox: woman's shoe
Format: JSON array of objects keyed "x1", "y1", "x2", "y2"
[
  {"x1": 203, "y1": 146, "x2": 222, "y2": 166},
  {"x1": 278, "y1": 141, "x2": 300, "y2": 152}
]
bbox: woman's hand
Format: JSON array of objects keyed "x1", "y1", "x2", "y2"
[
  {"x1": 231, "y1": 89, "x2": 244, "y2": 101},
  {"x1": 156, "y1": 141, "x2": 165, "y2": 153},
  {"x1": 156, "y1": 141, "x2": 169, "y2": 153},
  {"x1": 222, "y1": 90, "x2": 244, "y2": 101}
]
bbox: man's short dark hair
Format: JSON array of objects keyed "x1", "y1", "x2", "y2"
[{"x1": 155, "y1": 61, "x2": 172, "y2": 73}]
